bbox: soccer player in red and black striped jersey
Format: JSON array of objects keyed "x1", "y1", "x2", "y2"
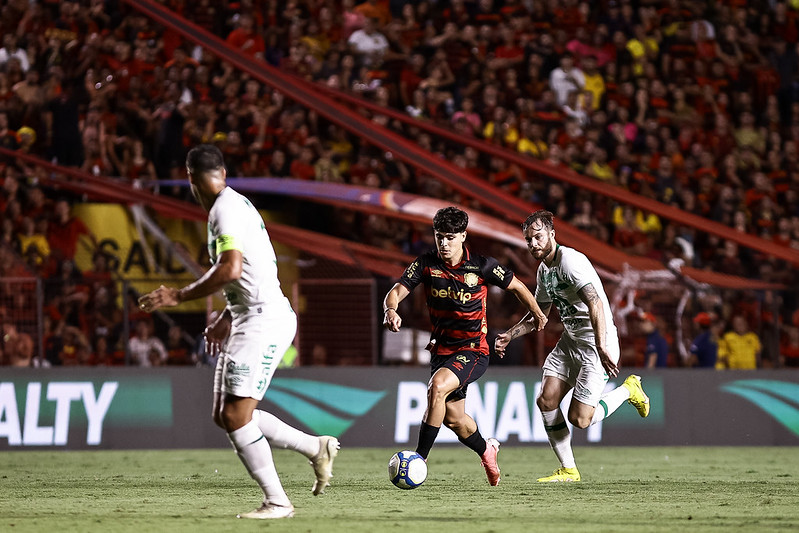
[{"x1": 383, "y1": 207, "x2": 546, "y2": 486}]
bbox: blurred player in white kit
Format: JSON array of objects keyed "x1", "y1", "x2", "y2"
[{"x1": 139, "y1": 144, "x2": 338, "y2": 519}]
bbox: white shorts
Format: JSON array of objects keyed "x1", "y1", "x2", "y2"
[
  {"x1": 542, "y1": 333, "x2": 620, "y2": 407},
  {"x1": 213, "y1": 309, "x2": 297, "y2": 401}
]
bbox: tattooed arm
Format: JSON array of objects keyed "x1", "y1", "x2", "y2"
[
  {"x1": 578, "y1": 282, "x2": 619, "y2": 377},
  {"x1": 494, "y1": 280, "x2": 551, "y2": 359},
  {"x1": 505, "y1": 276, "x2": 548, "y2": 330}
]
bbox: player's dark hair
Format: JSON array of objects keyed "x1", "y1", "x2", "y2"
[
  {"x1": 186, "y1": 144, "x2": 225, "y2": 175},
  {"x1": 433, "y1": 207, "x2": 468, "y2": 233},
  {"x1": 522, "y1": 210, "x2": 555, "y2": 232}
]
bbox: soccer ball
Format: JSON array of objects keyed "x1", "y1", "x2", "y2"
[{"x1": 388, "y1": 450, "x2": 427, "y2": 490}]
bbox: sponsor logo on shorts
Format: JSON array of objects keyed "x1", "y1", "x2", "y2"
[
  {"x1": 574, "y1": 383, "x2": 590, "y2": 399},
  {"x1": 226, "y1": 361, "x2": 251, "y2": 377},
  {"x1": 263, "y1": 345, "x2": 278, "y2": 366},
  {"x1": 456, "y1": 355, "x2": 470, "y2": 364},
  {"x1": 226, "y1": 376, "x2": 244, "y2": 388}
]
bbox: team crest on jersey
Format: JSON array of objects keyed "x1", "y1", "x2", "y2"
[
  {"x1": 463, "y1": 272, "x2": 479, "y2": 287},
  {"x1": 431, "y1": 269, "x2": 444, "y2": 278}
]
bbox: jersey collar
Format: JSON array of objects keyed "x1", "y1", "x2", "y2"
[{"x1": 441, "y1": 245, "x2": 469, "y2": 268}]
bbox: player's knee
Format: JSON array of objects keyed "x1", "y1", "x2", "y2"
[
  {"x1": 568, "y1": 412, "x2": 591, "y2": 429},
  {"x1": 427, "y1": 379, "x2": 451, "y2": 402},
  {"x1": 536, "y1": 394, "x2": 558, "y2": 412},
  {"x1": 443, "y1": 414, "x2": 461, "y2": 432},
  {"x1": 219, "y1": 407, "x2": 247, "y2": 432}
]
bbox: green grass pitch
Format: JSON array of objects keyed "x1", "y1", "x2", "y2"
[{"x1": 2, "y1": 446, "x2": 798, "y2": 532}]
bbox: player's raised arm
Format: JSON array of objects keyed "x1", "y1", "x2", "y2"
[{"x1": 383, "y1": 282, "x2": 410, "y2": 332}]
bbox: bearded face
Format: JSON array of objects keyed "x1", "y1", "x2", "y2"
[{"x1": 524, "y1": 221, "x2": 555, "y2": 261}]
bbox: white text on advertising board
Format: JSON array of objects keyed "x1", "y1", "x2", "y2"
[
  {"x1": 0, "y1": 382, "x2": 118, "y2": 446},
  {"x1": 394, "y1": 381, "x2": 610, "y2": 444}
]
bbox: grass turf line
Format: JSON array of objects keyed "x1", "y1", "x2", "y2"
[{"x1": 2, "y1": 446, "x2": 797, "y2": 533}]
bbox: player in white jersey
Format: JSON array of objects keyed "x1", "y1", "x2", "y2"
[
  {"x1": 138, "y1": 144, "x2": 339, "y2": 519},
  {"x1": 494, "y1": 210, "x2": 650, "y2": 482}
]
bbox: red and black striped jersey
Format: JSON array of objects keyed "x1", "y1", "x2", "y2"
[{"x1": 399, "y1": 247, "x2": 514, "y2": 356}]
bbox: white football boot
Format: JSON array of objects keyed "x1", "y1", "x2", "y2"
[
  {"x1": 310, "y1": 436, "x2": 340, "y2": 495},
  {"x1": 237, "y1": 503, "x2": 295, "y2": 519}
]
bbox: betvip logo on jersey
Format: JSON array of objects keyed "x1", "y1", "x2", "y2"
[{"x1": 431, "y1": 286, "x2": 472, "y2": 304}]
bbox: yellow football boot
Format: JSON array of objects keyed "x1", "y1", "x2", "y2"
[
  {"x1": 537, "y1": 467, "x2": 581, "y2": 482},
  {"x1": 622, "y1": 374, "x2": 650, "y2": 418}
]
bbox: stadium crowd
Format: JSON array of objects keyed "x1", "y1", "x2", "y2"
[{"x1": 0, "y1": 0, "x2": 798, "y2": 368}]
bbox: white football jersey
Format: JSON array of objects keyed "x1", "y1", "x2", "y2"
[
  {"x1": 207, "y1": 186, "x2": 291, "y2": 317},
  {"x1": 535, "y1": 245, "x2": 617, "y2": 344}
]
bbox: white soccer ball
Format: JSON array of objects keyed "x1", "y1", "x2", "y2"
[{"x1": 388, "y1": 450, "x2": 427, "y2": 490}]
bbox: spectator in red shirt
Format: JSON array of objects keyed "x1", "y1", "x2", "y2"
[
  {"x1": 226, "y1": 13, "x2": 265, "y2": 59},
  {"x1": 290, "y1": 145, "x2": 317, "y2": 180},
  {"x1": 353, "y1": 0, "x2": 391, "y2": 28},
  {"x1": 165, "y1": 325, "x2": 195, "y2": 365},
  {"x1": 47, "y1": 198, "x2": 96, "y2": 264}
]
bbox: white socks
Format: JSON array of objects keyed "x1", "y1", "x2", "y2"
[
  {"x1": 541, "y1": 408, "x2": 576, "y2": 469},
  {"x1": 590, "y1": 385, "x2": 631, "y2": 426},
  {"x1": 254, "y1": 409, "x2": 320, "y2": 458},
  {"x1": 227, "y1": 419, "x2": 291, "y2": 507}
]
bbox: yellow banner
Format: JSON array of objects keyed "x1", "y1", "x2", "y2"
[{"x1": 73, "y1": 204, "x2": 297, "y2": 313}]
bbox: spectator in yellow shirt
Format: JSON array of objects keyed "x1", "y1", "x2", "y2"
[
  {"x1": 717, "y1": 315, "x2": 761, "y2": 369},
  {"x1": 517, "y1": 120, "x2": 548, "y2": 159},
  {"x1": 581, "y1": 56, "x2": 605, "y2": 110},
  {"x1": 626, "y1": 25, "x2": 659, "y2": 77},
  {"x1": 16, "y1": 215, "x2": 50, "y2": 266},
  {"x1": 586, "y1": 148, "x2": 615, "y2": 183}
]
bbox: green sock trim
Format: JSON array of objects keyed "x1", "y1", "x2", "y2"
[
  {"x1": 544, "y1": 421, "x2": 568, "y2": 432},
  {"x1": 599, "y1": 400, "x2": 609, "y2": 420}
]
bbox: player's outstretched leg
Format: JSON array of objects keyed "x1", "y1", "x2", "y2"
[
  {"x1": 622, "y1": 375, "x2": 650, "y2": 417},
  {"x1": 480, "y1": 438, "x2": 501, "y2": 486},
  {"x1": 254, "y1": 410, "x2": 340, "y2": 495},
  {"x1": 310, "y1": 435, "x2": 340, "y2": 495}
]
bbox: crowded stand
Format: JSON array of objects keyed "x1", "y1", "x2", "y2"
[{"x1": 1, "y1": 0, "x2": 798, "y2": 368}]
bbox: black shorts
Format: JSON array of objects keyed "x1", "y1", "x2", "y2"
[{"x1": 430, "y1": 350, "x2": 489, "y2": 402}]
